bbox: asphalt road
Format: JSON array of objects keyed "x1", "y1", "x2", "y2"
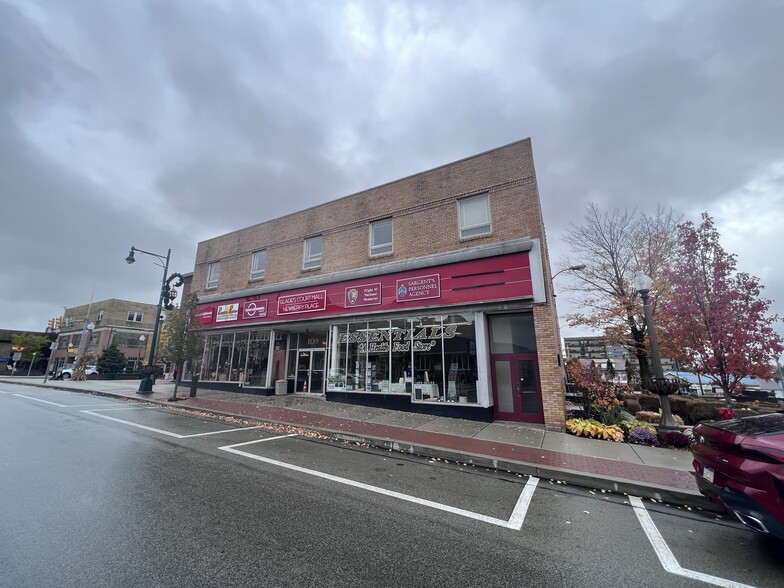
[{"x1": 2, "y1": 384, "x2": 782, "y2": 588}]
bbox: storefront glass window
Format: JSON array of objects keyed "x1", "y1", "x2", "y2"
[
  {"x1": 328, "y1": 323, "x2": 349, "y2": 390},
  {"x1": 202, "y1": 334, "x2": 220, "y2": 381},
  {"x1": 389, "y1": 318, "x2": 412, "y2": 393},
  {"x1": 489, "y1": 314, "x2": 537, "y2": 353},
  {"x1": 325, "y1": 312, "x2": 479, "y2": 404},
  {"x1": 365, "y1": 319, "x2": 390, "y2": 392},
  {"x1": 346, "y1": 321, "x2": 367, "y2": 390},
  {"x1": 217, "y1": 333, "x2": 234, "y2": 381},
  {"x1": 246, "y1": 330, "x2": 270, "y2": 387}
]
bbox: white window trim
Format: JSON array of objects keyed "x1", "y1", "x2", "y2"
[
  {"x1": 458, "y1": 193, "x2": 492, "y2": 239},
  {"x1": 369, "y1": 219, "x2": 394, "y2": 257},
  {"x1": 206, "y1": 262, "x2": 220, "y2": 289},
  {"x1": 303, "y1": 237, "x2": 322, "y2": 270},
  {"x1": 250, "y1": 250, "x2": 266, "y2": 280}
]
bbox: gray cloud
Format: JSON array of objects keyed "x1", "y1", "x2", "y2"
[{"x1": 1, "y1": 0, "x2": 782, "y2": 345}]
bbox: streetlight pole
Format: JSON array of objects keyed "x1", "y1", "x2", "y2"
[
  {"x1": 633, "y1": 272, "x2": 679, "y2": 432},
  {"x1": 72, "y1": 321, "x2": 96, "y2": 380},
  {"x1": 125, "y1": 246, "x2": 183, "y2": 393},
  {"x1": 135, "y1": 335, "x2": 146, "y2": 371},
  {"x1": 551, "y1": 264, "x2": 586, "y2": 363}
]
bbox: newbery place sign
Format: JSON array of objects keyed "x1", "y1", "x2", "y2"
[{"x1": 196, "y1": 251, "x2": 533, "y2": 326}]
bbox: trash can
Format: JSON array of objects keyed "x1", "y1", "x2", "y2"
[{"x1": 275, "y1": 379, "x2": 287, "y2": 396}]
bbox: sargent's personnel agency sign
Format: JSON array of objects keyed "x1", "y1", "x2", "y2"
[{"x1": 396, "y1": 274, "x2": 441, "y2": 302}]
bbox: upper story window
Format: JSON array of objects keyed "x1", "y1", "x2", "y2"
[
  {"x1": 97, "y1": 309, "x2": 105, "y2": 321},
  {"x1": 370, "y1": 219, "x2": 393, "y2": 256},
  {"x1": 127, "y1": 311, "x2": 144, "y2": 322},
  {"x1": 459, "y1": 193, "x2": 491, "y2": 238},
  {"x1": 206, "y1": 262, "x2": 220, "y2": 289},
  {"x1": 250, "y1": 250, "x2": 267, "y2": 280},
  {"x1": 303, "y1": 236, "x2": 322, "y2": 270}
]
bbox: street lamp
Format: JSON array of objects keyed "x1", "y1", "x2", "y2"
[
  {"x1": 634, "y1": 272, "x2": 679, "y2": 432},
  {"x1": 552, "y1": 264, "x2": 587, "y2": 280},
  {"x1": 125, "y1": 246, "x2": 183, "y2": 393},
  {"x1": 135, "y1": 335, "x2": 146, "y2": 371},
  {"x1": 551, "y1": 264, "x2": 586, "y2": 362}
]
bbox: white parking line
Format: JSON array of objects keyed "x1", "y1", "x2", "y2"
[
  {"x1": 79, "y1": 408, "x2": 270, "y2": 438},
  {"x1": 630, "y1": 496, "x2": 758, "y2": 588},
  {"x1": 219, "y1": 436, "x2": 539, "y2": 530},
  {"x1": 81, "y1": 409, "x2": 185, "y2": 437},
  {"x1": 13, "y1": 394, "x2": 67, "y2": 407}
]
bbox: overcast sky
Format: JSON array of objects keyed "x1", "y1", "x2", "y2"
[{"x1": 2, "y1": 0, "x2": 782, "y2": 345}]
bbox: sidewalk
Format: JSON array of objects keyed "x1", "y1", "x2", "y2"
[{"x1": 1, "y1": 376, "x2": 707, "y2": 508}]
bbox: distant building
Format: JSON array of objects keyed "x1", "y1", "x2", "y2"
[
  {"x1": 0, "y1": 328, "x2": 49, "y2": 372},
  {"x1": 50, "y1": 299, "x2": 159, "y2": 372},
  {"x1": 564, "y1": 335, "x2": 677, "y2": 375}
]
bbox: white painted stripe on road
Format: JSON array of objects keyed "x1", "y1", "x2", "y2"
[
  {"x1": 80, "y1": 408, "x2": 273, "y2": 439},
  {"x1": 80, "y1": 409, "x2": 185, "y2": 438},
  {"x1": 220, "y1": 437, "x2": 538, "y2": 530},
  {"x1": 507, "y1": 475, "x2": 539, "y2": 530},
  {"x1": 630, "y1": 496, "x2": 758, "y2": 588},
  {"x1": 13, "y1": 394, "x2": 67, "y2": 407},
  {"x1": 181, "y1": 426, "x2": 268, "y2": 438}
]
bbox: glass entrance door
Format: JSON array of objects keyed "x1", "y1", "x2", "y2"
[
  {"x1": 490, "y1": 354, "x2": 543, "y2": 423},
  {"x1": 295, "y1": 350, "x2": 325, "y2": 393}
]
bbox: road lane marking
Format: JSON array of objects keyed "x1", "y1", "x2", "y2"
[
  {"x1": 181, "y1": 426, "x2": 267, "y2": 438},
  {"x1": 79, "y1": 408, "x2": 271, "y2": 438},
  {"x1": 13, "y1": 394, "x2": 67, "y2": 407},
  {"x1": 81, "y1": 409, "x2": 185, "y2": 437},
  {"x1": 630, "y1": 496, "x2": 758, "y2": 588},
  {"x1": 220, "y1": 436, "x2": 538, "y2": 530}
]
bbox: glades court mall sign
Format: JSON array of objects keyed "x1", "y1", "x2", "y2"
[{"x1": 277, "y1": 290, "x2": 327, "y2": 315}]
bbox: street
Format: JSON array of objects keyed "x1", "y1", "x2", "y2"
[{"x1": 1, "y1": 384, "x2": 782, "y2": 588}]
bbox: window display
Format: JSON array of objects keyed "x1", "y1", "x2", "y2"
[{"x1": 327, "y1": 313, "x2": 479, "y2": 404}]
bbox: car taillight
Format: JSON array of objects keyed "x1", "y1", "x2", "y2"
[{"x1": 738, "y1": 444, "x2": 784, "y2": 464}]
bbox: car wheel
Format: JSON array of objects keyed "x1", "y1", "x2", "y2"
[{"x1": 62, "y1": 373, "x2": 71, "y2": 380}]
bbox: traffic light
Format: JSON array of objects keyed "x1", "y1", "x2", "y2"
[
  {"x1": 48, "y1": 319, "x2": 55, "y2": 330},
  {"x1": 54, "y1": 316, "x2": 62, "y2": 329}
]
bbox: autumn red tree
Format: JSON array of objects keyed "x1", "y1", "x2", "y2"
[{"x1": 659, "y1": 213, "x2": 783, "y2": 406}]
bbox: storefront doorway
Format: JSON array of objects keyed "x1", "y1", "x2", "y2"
[
  {"x1": 295, "y1": 349, "x2": 325, "y2": 393},
  {"x1": 490, "y1": 354, "x2": 543, "y2": 422},
  {"x1": 488, "y1": 313, "x2": 543, "y2": 423}
]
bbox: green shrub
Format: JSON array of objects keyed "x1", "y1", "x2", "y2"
[
  {"x1": 638, "y1": 394, "x2": 661, "y2": 412},
  {"x1": 623, "y1": 398, "x2": 641, "y2": 415},
  {"x1": 668, "y1": 396, "x2": 691, "y2": 420},
  {"x1": 636, "y1": 410, "x2": 660, "y2": 423},
  {"x1": 565, "y1": 418, "x2": 625, "y2": 442},
  {"x1": 633, "y1": 411, "x2": 684, "y2": 426},
  {"x1": 685, "y1": 400, "x2": 719, "y2": 424},
  {"x1": 734, "y1": 408, "x2": 760, "y2": 418}
]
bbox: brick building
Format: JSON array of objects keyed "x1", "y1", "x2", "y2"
[
  {"x1": 189, "y1": 139, "x2": 566, "y2": 430},
  {"x1": 50, "y1": 299, "x2": 159, "y2": 373}
]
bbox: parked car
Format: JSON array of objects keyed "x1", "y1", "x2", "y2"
[
  {"x1": 691, "y1": 413, "x2": 784, "y2": 540},
  {"x1": 57, "y1": 365, "x2": 99, "y2": 379}
]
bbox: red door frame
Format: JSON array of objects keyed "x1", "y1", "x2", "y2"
[{"x1": 490, "y1": 353, "x2": 544, "y2": 423}]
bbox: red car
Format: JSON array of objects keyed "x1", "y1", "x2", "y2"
[{"x1": 691, "y1": 413, "x2": 784, "y2": 540}]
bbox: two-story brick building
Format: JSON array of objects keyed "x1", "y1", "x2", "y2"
[
  {"x1": 51, "y1": 299, "x2": 159, "y2": 373},
  {"x1": 188, "y1": 139, "x2": 566, "y2": 430}
]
